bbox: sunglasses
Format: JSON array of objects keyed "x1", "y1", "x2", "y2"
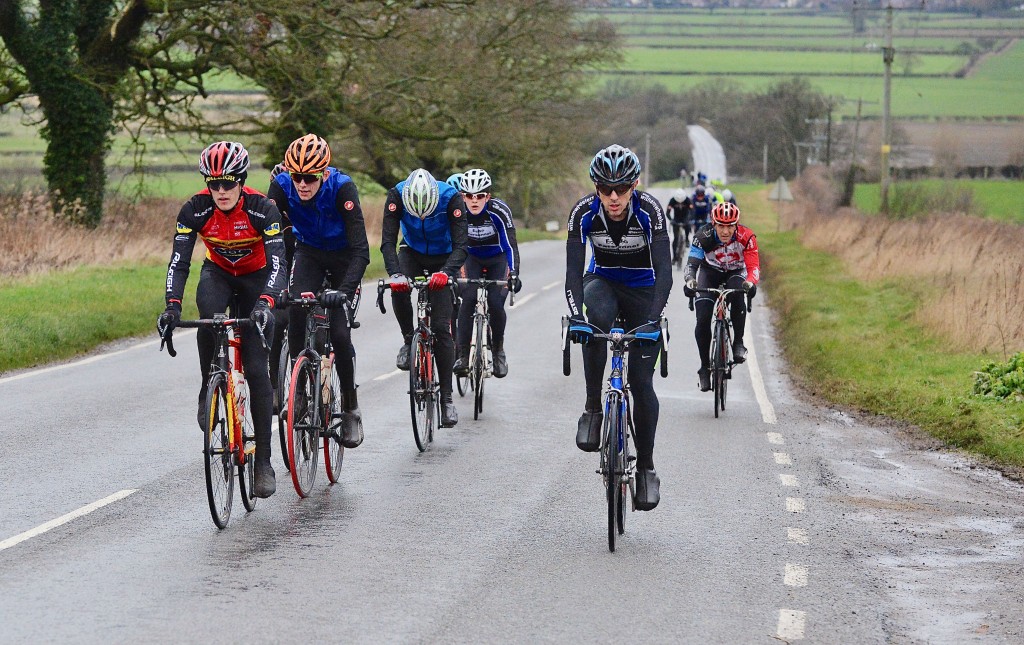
[
  {"x1": 595, "y1": 182, "x2": 634, "y2": 197},
  {"x1": 462, "y1": 192, "x2": 489, "y2": 200},
  {"x1": 290, "y1": 172, "x2": 323, "y2": 185},
  {"x1": 206, "y1": 178, "x2": 239, "y2": 192}
]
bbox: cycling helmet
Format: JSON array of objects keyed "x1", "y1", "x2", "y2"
[
  {"x1": 673, "y1": 189, "x2": 686, "y2": 201},
  {"x1": 199, "y1": 141, "x2": 250, "y2": 179},
  {"x1": 284, "y1": 133, "x2": 331, "y2": 174},
  {"x1": 588, "y1": 144, "x2": 641, "y2": 185},
  {"x1": 711, "y1": 202, "x2": 740, "y2": 225},
  {"x1": 446, "y1": 173, "x2": 464, "y2": 190},
  {"x1": 270, "y1": 162, "x2": 288, "y2": 180},
  {"x1": 695, "y1": 185, "x2": 706, "y2": 196},
  {"x1": 402, "y1": 169, "x2": 439, "y2": 219},
  {"x1": 460, "y1": 168, "x2": 492, "y2": 194},
  {"x1": 722, "y1": 189, "x2": 734, "y2": 202}
]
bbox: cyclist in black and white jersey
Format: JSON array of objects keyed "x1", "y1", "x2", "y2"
[
  {"x1": 452, "y1": 168, "x2": 522, "y2": 379},
  {"x1": 564, "y1": 144, "x2": 673, "y2": 511}
]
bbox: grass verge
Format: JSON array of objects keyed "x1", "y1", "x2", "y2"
[{"x1": 760, "y1": 224, "x2": 1024, "y2": 470}]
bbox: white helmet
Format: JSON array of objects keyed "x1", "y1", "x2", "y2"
[
  {"x1": 460, "y1": 168, "x2": 492, "y2": 194},
  {"x1": 402, "y1": 169, "x2": 439, "y2": 219},
  {"x1": 722, "y1": 189, "x2": 734, "y2": 201},
  {"x1": 674, "y1": 189, "x2": 686, "y2": 201}
]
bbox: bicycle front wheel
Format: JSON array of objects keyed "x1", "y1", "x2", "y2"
[
  {"x1": 276, "y1": 336, "x2": 292, "y2": 473},
  {"x1": 713, "y1": 321, "x2": 728, "y2": 417},
  {"x1": 409, "y1": 332, "x2": 435, "y2": 452},
  {"x1": 323, "y1": 354, "x2": 344, "y2": 484},
  {"x1": 287, "y1": 355, "x2": 320, "y2": 497},
  {"x1": 472, "y1": 317, "x2": 487, "y2": 420},
  {"x1": 604, "y1": 394, "x2": 621, "y2": 553},
  {"x1": 203, "y1": 374, "x2": 234, "y2": 529}
]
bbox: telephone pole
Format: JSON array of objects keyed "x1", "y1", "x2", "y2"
[{"x1": 880, "y1": 3, "x2": 894, "y2": 214}]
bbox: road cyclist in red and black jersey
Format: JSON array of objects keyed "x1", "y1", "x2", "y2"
[
  {"x1": 381, "y1": 169, "x2": 469, "y2": 428},
  {"x1": 565, "y1": 144, "x2": 673, "y2": 511},
  {"x1": 267, "y1": 134, "x2": 370, "y2": 449},
  {"x1": 157, "y1": 141, "x2": 286, "y2": 498},
  {"x1": 452, "y1": 168, "x2": 522, "y2": 379},
  {"x1": 266, "y1": 161, "x2": 295, "y2": 409},
  {"x1": 683, "y1": 202, "x2": 760, "y2": 392}
]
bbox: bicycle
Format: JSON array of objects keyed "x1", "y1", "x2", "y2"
[
  {"x1": 377, "y1": 276, "x2": 456, "y2": 452},
  {"x1": 455, "y1": 273, "x2": 516, "y2": 420},
  {"x1": 561, "y1": 317, "x2": 669, "y2": 552},
  {"x1": 283, "y1": 291, "x2": 358, "y2": 497},
  {"x1": 671, "y1": 222, "x2": 688, "y2": 271},
  {"x1": 160, "y1": 315, "x2": 267, "y2": 529},
  {"x1": 689, "y1": 286, "x2": 752, "y2": 418},
  {"x1": 275, "y1": 284, "x2": 361, "y2": 474}
]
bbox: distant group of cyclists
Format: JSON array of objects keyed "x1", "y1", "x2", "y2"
[{"x1": 157, "y1": 136, "x2": 759, "y2": 514}]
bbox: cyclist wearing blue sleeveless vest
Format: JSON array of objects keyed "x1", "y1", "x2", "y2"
[
  {"x1": 564, "y1": 144, "x2": 673, "y2": 512},
  {"x1": 382, "y1": 168, "x2": 469, "y2": 428},
  {"x1": 267, "y1": 134, "x2": 370, "y2": 449},
  {"x1": 452, "y1": 168, "x2": 522, "y2": 379},
  {"x1": 690, "y1": 184, "x2": 712, "y2": 235}
]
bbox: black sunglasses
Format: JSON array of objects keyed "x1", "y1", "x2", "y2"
[
  {"x1": 462, "y1": 192, "x2": 489, "y2": 200},
  {"x1": 595, "y1": 182, "x2": 634, "y2": 197},
  {"x1": 206, "y1": 178, "x2": 239, "y2": 192},
  {"x1": 290, "y1": 172, "x2": 323, "y2": 185}
]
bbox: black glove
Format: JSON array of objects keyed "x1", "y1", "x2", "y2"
[
  {"x1": 251, "y1": 298, "x2": 273, "y2": 334},
  {"x1": 742, "y1": 281, "x2": 757, "y2": 299},
  {"x1": 321, "y1": 289, "x2": 348, "y2": 309},
  {"x1": 683, "y1": 276, "x2": 697, "y2": 299},
  {"x1": 635, "y1": 320, "x2": 661, "y2": 345},
  {"x1": 567, "y1": 316, "x2": 593, "y2": 345},
  {"x1": 510, "y1": 274, "x2": 523, "y2": 294},
  {"x1": 157, "y1": 302, "x2": 181, "y2": 338}
]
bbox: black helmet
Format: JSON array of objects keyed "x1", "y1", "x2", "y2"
[{"x1": 589, "y1": 144, "x2": 641, "y2": 185}]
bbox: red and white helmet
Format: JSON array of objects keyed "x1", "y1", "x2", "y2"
[
  {"x1": 711, "y1": 202, "x2": 740, "y2": 225},
  {"x1": 199, "y1": 141, "x2": 250, "y2": 179}
]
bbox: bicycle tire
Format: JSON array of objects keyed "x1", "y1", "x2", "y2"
[
  {"x1": 713, "y1": 322, "x2": 727, "y2": 417},
  {"x1": 276, "y1": 336, "x2": 291, "y2": 473},
  {"x1": 456, "y1": 371, "x2": 468, "y2": 397},
  {"x1": 409, "y1": 331, "x2": 434, "y2": 452},
  {"x1": 236, "y1": 376, "x2": 257, "y2": 513},
  {"x1": 618, "y1": 399, "x2": 634, "y2": 536},
  {"x1": 323, "y1": 353, "x2": 344, "y2": 484},
  {"x1": 473, "y1": 316, "x2": 487, "y2": 420},
  {"x1": 203, "y1": 374, "x2": 234, "y2": 529},
  {"x1": 720, "y1": 325, "x2": 731, "y2": 411},
  {"x1": 605, "y1": 393, "x2": 621, "y2": 553},
  {"x1": 287, "y1": 355, "x2": 320, "y2": 497}
]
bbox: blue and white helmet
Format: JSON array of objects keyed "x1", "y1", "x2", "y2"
[
  {"x1": 589, "y1": 144, "x2": 641, "y2": 185},
  {"x1": 402, "y1": 169, "x2": 439, "y2": 219},
  {"x1": 460, "y1": 168, "x2": 492, "y2": 194},
  {"x1": 446, "y1": 173, "x2": 464, "y2": 190}
]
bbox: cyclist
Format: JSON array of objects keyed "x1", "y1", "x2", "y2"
[
  {"x1": 565, "y1": 144, "x2": 673, "y2": 512},
  {"x1": 683, "y1": 202, "x2": 760, "y2": 392},
  {"x1": 266, "y1": 160, "x2": 295, "y2": 412},
  {"x1": 721, "y1": 188, "x2": 737, "y2": 205},
  {"x1": 157, "y1": 141, "x2": 286, "y2": 498},
  {"x1": 446, "y1": 173, "x2": 464, "y2": 190},
  {"x1": 381, "y1": 168, "x2": 468, "y2": 428},
  {"x1": 690, "y1": 184, "x2": 712, "y2": 237},
  {"x1": 452, "y1": 168, "x2": 522, "y2": 379},
  {"x1": 267, "y1": 133, "x2": 370, "y2": 449},
  {"x1": 665, "y1": 188, "x2": 691, "y2": 262},
  {"x1": 695, "y1": 170, "x2": 707, "y2": 187}
]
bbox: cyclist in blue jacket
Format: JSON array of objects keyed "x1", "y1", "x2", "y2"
[
  {"x1": 452, "y1": 168, "x2": 521, "y2": 379},
  {"x1": 381, "y1": 168, "x2": 469, "y2": 428},
  {"x1": 267, "y1": 134, "x2": 370, "y2": 449},
  {"x1": 565, "y1": 144, "x2": 673, "y2": 511}
]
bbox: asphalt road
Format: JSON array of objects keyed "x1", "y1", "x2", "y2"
[
  {"x1": 688, "y1": 125, "x2": 728, "y2": 186},
  {"x1": 2, "y1": 239, "x2": 1023, "y2": 643}
]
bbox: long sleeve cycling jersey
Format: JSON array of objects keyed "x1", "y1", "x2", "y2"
[
  {"x1": 165, "y1": 186, "x2": 287, "y2": 306},
  {"x1": 381, "y1": 183, "x2": 469, "y2": 278},
  {"x1": 564, "y1": 190, "x2": 673, "y2": 322},
  {"x1": 266, "y1": 168, "x2": 370, "y2": 295},
  {"x1": 465, "y1": 197, "x2": 520, "y2": 275},
  {"x1": 684, "y1": 223, "x2": 761, "y2": 284}
]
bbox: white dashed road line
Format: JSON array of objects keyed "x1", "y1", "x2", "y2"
[
  {"x1": 787, "y1": 527, "x2": 809, "y2": 545},
  {"x1": 773, "y1": 452, "x2": 792, "y2": 465},
  {"x1": 0, "y1": 489, "x2": 138, "y2": 553},
  {"x1": 784, "y1": 564, "x2": 809, "y2": 588},
  {"x1": 786, "y1": 497, "x2": 806, "y2": 513},
  {"x1": 372, "y1": 369, "x2": 402, "y2": 382},
  {"x1": 766, "y1": 432, "x2": 784, "y2": 445},
  {"x1": 779, "y1": 474, "x2": 799, "y2": 487},
  {"x1": 777, "y1": 609, "x2": 807, "y2": 640},
  {"x1": 541, "y1": 281, "x2": 560, "y2": 291}
]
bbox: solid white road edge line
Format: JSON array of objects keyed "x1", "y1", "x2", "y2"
[
  {"x1": 745, "y1": 331, "x2": 777, "y2": 424},
  {"x1": 0, "y1": 489, "x2": 138, "y2": 553},
  {"x1": 373, "y1": 369, "x2": 403, "y2": 382}
]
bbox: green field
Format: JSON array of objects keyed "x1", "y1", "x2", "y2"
[
  {"x1": 620, "y1": 48, "x2": 965, "y2": 75},
  {"x1": 853, "y1": 179, "x2": 1024, "y2": 223},
  {"x1": 628, "y1": 36, "x2": 1001, "y2": 52}
]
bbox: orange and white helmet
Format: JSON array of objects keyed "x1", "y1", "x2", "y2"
[{"x1": 284, "y1": 134, "x2": 331, "y2": 174}]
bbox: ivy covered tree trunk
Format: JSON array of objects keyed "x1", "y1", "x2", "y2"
[{"x1": 37, "y1": 78, "x2": 114, "y2": 227}]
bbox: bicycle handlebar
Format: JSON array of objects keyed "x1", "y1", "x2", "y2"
[
  {"x1": 687, "y1": 287, "x2": 753, "y2": 313},
  {"x1": 560, "y1": 317, "x2": 669, "y2": 378},
  {"x1": 280, "y1": 291, "x2": 360, "y2": 329},
  {"x1": 160, "y1": 317, "x2": 262, "y2": 358},
  {"x1": 455, "y1": 276, "x2": 517, "y2": 307},
  {"x1": 376, "y1": 276, "x2": 457, "y2": 314}
]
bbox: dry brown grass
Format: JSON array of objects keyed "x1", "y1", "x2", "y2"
[{"x1": 780, "y1": 167, "x2": 1024, "y2": 354}]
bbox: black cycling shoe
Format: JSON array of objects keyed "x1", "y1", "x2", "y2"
[
  {"x1": 453, "y1": 345, "x2": 470, "y2": 376},
  {"x1": 492, "y1": 349, "x2": 508, "y2": 378},
  {"x1": 440, "y1": 395, "x2": 458, "y2": 428},
  {"x1": 576, "y1": 410, "x2": 603, "y2": 452},
  {"x1": 253, "y1": 458, "x2": 276, "y2": 498},
  {"x1": 396, "y1": 342, "x2": 411, "y2": 371},
  {"x1": 634, "y1": 467, "x2": 661, "y2": 511},
  {"x1": 733, "y1": 341, "x2": 748, "y2": 364},
  {"x1": 340, "y1": 409, "x2": 364, "y2": 448},
  {"x1": 697, "y1": 367, "x2": 711, "y2": 392}
]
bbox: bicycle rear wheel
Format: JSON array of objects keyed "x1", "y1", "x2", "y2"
[
  {"x1": 203, "y1": 375, "x2": 234, "y2": 529},
  {"x1": 323, "y1": 354, "x2": 344, "y2": 484},
  {"x1": 236, "y1": 377, "x2": 257, "y2": 513},
  {"x1": 409, "y1": 332, "x2": 435, "y2": 452},
  {"x1": 287, "y1": 355, "x2": 320, "y2": 497},
  {"x1": 604, "y1": 394, "x2": 621, "y2": 552},
  {"x1": 276, "y1": 336, "x2": 291, "y2": 472}
]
